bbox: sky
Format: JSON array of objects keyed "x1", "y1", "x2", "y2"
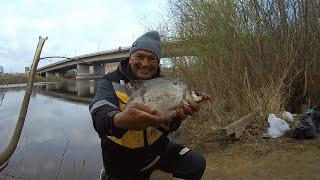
[{"x1": 0, "y1": 0, "x2": 168, "y2": 73}]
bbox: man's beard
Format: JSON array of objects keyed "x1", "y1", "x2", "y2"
[{"x1": 136, "y1": 65, "x2": 157, "y2": 80}]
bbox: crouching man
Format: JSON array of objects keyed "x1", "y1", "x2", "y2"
[{"x1": 89, "y1": 31, "x2": 206, "y2": 180}]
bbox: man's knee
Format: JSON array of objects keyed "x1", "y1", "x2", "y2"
[
  {"x1": 174, "y1": 150, "x2": 206, "y2": 180},
  {"x1": 192, "y1": 152, "x2": 206, "y2": 178}
]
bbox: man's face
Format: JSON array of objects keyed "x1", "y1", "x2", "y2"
[{"x1": 129, "y1": 50, "x2": 159, "y2": 80}]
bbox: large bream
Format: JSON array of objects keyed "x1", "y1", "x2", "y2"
[{"x1": 126, "y1": 77, "x2": 209, "y2": 118}]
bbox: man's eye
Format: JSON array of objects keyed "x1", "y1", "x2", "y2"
[
  {"x1": 136, "y1": 56, "x2": 144, "y2": 60},
  {"x1": 148, "y1": 57, "x2": 156, "y2": 61}
]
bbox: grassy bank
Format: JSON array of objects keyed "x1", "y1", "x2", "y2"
[
  {"x1": 0, "y1": 75, "x2": 69, "y2": 85},
  {"x1": 160, "y1": 0, "x2": 320, "y2": 145}
]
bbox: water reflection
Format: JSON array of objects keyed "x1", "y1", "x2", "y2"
[
  {"x1": 0, "y1": 80, "x2": 102, "y2": 179},
  {"x1": 34, "y1": 80, "x2": 98, "y2": 104}
]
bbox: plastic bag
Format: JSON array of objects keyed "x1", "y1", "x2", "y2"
[
  {"x1": 268, "y1": 114, "x2": 290, "y2": 138},
  {"x1": 291, "y1": 115, "x2": 316, "y2": 139}
]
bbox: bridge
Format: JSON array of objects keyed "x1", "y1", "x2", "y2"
[{"x1": 36, "y1": 41, "x2": 186, "y2": 79}]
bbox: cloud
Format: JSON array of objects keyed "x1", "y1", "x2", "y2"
[{"x1": 0, "y1": 0, "x2": 167, "y2": 72}]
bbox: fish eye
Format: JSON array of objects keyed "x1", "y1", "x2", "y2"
[{"x1": 194, "y1": 90, "x2": 202, "y2": 96}]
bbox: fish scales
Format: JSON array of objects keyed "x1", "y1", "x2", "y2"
[{"x1": 125, "y1": 77, "x2": 201, "y2": 117}]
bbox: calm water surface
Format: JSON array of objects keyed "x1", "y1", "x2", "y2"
[{"x1": 0, "y1": 80, "x2": 102, "y2": 179}]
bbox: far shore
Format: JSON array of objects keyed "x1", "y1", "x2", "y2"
[
  {"x1": 0, "y1": 74, "x2": 72, "y2": 86},
  {"x1": 0, "y1": 82, "x2": 55, "y2": 89}
]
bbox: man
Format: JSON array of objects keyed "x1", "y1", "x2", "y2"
[{"x1": 89, "y1": 31, "x2": 206, "y2": 180}]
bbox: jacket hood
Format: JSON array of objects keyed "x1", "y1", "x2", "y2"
[{"x1": 117, "y1": 57, "x2": 161, "y2": 82}]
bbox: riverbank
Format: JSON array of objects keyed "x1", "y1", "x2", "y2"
[
  {"x1": 150, "y1": 136, "x2": 320, "y2": 180},
  {"x1": 0, "y1": 75, "x2": 70, "y2": 85},
  {"x1": 0, "y1": 82, "x2": 50, "y2": 89}
]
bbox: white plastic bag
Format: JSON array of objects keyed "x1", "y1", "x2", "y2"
[{"x1": 268, "y1": 114, "x2": 290, "y2": 138}]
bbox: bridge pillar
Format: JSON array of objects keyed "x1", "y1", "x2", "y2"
[
  {"x1": 93, "y1": 65, "x2": 105, "y2": 75},
  {"x1": 76, "y1": 64, "x2": 90, "y2": 78},
  {"x1": 89, "y1": 80, "x2": 97, "y2": 95},
  {"x1": 46, "y1": 71, "x2": 55, "y2": 78},
  {"x1": 39, "y1": 72, "x2": 46, "y2": 77},
  {"x1": 76, "y1": 80, "x2": 90, "y2": 97},
  {"x1": 89, "y1": 66, "x2": 94, "y2": 74},
  {"x1": 64, "y1": 69, "x2": 76, "y2": 78},
  {"x1": 105, "y1": 62, "x2": 119, "y2": 74},
  {"x1": 55, "y1": 70, "x2": 68, "y2": 77}
]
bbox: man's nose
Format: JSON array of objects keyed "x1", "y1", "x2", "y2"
[{"x1": 140, "y1": 59, "x2": 151, "y2": 66}]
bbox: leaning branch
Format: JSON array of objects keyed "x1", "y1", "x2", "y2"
[{"x1": 0, "y1": 36, "x2": 48, "y2": 170}]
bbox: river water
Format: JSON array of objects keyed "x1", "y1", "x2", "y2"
[{"x1": 0, "y1": 80, "x2": 103, "y2": 179}]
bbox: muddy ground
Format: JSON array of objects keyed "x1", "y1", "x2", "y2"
[{"x1": 151, "y1": 136, "x2": 320, "y2": 180}]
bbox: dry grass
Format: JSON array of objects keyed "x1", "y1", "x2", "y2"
[{"x1": 161, "y1": 0, "x2": 320, "y2": 146}]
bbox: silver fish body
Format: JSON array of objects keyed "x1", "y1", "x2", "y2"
[{"x1": 125, "y1": 77, "x2": 205, "y2": 118}]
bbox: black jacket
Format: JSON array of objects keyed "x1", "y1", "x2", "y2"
[{"x1": 89, "y1": 58, "x2": 181, "y2": 177}]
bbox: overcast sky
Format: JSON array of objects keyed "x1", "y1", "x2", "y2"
[{"x1": 0, "y1": 0, "x2": 167, "y2": 73}]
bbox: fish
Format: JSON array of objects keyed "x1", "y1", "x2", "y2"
[{"x1": 125, "y1": 77, "x2": 209, "y2": 118}]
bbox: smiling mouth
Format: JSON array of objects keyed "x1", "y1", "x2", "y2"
[
  {"x1": 137, "y1": 67, "x2": 152, "y2": 73},
  {"x1": 138, "y1": 70, "x2": 151, "y2": 75}
]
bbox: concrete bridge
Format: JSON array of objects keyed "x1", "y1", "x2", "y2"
[
  {"x1": 36, "y1": 41, "x2": 186, "y2": 79},
  {"x1": 37, "y1": 46, "x2": 130, "y2": 79}
]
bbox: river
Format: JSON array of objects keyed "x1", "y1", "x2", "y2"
[{"x1": 0, "y1": 80, "x2": 102, "y2": 179}]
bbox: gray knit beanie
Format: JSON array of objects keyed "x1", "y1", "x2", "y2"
[{"x1": 129, "y1": 31, "x2": 161, "y2": 61}]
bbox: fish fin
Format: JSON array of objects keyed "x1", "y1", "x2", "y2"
[
  {"x1": 126, "y1": 88, "x2": 135, "y2": 97},
  {"x1": 112, "y1": 81, "x2": 138, "y2": 97},
  {"x1": 112, "y1": 82, "x2": 127, "y2": 94}
]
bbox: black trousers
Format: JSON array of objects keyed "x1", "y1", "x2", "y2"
[{"x1": 105, "y1": 141, "x2": 206, "y2": 180}]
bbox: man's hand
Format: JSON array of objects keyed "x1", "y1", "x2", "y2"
[
  {"x1": 114, "y1": 103, "x2": 170, "y2": 130},
  {"x1": 175, "y1": 102, "x2": 199, "y2": 120}
]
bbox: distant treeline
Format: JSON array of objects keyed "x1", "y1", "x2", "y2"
[{"x1": 0, "y1": 75, "x2": 66, "y2": 85}]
